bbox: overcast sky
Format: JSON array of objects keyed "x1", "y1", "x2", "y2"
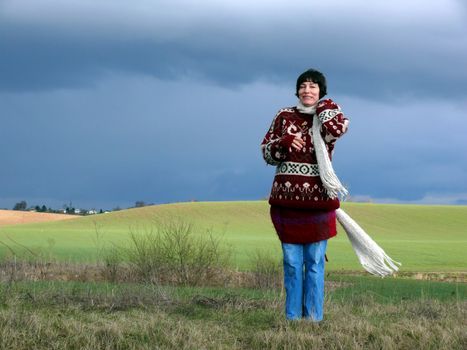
[{"x1": 1, "y1": 0, "x2": 466, "y2": 210}]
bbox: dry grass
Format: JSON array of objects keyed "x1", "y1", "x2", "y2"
[
  {"x1": 0, "y1": 280, "x2": 465, "y2": 350},
  {"x1": 0, "y1": 305, "x2": 238, "y2": 350},
  {"x1": 0, "y1": 259, "x2": 347, "y2": 296},
  {"x1": 0, "y1": 209, "x2": 76, "y2": 227},
  {"x1": 0, "y1": 257, "x2": 465, "y2": 349}
]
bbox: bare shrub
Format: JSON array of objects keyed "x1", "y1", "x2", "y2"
[
  {"x1": 249, "y1": 249, "x2": 282, "y2": 290},
  {"x1": 101, "y1": 245, "x2": 126, "y2": 283},
  {"x1": 0, "y1": 237, "x2": 60, "y2": 283},
  {"x1": 123, "y1": 219, "x2": 231, "y2": 286},
  {"x1": 124, "y1": 226, "x2": 162, "y2": 283}
]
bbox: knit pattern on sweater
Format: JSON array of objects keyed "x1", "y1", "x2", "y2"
[{"x1": 261, "y1": 99, "x2": 349, "y2": 210}]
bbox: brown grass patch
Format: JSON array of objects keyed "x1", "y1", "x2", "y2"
[
  {"x1": 0, "y1": 259, "x2": 348, "y2": 292},
  {"x1": 0, "y1": 209, "x2": 77, "y2": 227}
]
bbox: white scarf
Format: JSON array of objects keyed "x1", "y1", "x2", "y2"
[{"x1": 297, "y1": 101, "x2": 401, "y2": 277}]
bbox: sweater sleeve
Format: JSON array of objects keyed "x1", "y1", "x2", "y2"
[
  {"x1": 316, "y1": 99, "x2": 349, "y2": 145},
  {"x1": 260, "y1": 110, "x2": 295, "y2": 166}
]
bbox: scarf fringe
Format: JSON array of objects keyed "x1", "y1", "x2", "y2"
[
  {"x1": 296, "y1": 102, "x2": 401, "y2": 276},
  {"x1": 312, "y1": 115, "x2": 349, "y2": 200},
  {"x1": 336, "y1": 208, "x2": 401, "y2": 277}
]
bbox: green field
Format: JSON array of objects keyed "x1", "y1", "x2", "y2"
[
  {"x1": 1, "y1": 201, "x2": 466, "y2": 272},
  {"x1": 1, "y1": 201, "x2": 466, "y2": 349}
]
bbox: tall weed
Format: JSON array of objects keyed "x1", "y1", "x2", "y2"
[
  {"x1": 249, "y1": 249, "x2": 282, "y2": 290},
  {"x1": 124, "y1": 219, "x2": 231, "y2": 286}
]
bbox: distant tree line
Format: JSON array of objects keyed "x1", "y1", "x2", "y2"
[
  {"x1": 12, "y1": 200, "x2": 103, "y2": 215},
  {"x1": 11, "y1": 200, "x2": 152, "y2": 214},
  {"x1": 13, "y1": 201, "x2": 54, "y2": 212},
  {"x1": 13, "y1": 200, "x2": 28, "y2": 211},
  {"x1": 34, "y1": 205, "x2": 49, "y2": 212}
]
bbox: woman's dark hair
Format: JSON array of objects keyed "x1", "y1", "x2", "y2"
[{"x1": 295, "y1": 68, "x2": 327, "y2": 99}]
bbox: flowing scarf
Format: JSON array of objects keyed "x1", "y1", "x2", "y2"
[{"x1": 297, "y1": 101, "x2": 401, "y2": 277}]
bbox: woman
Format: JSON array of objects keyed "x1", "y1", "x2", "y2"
[{"x1": 261, "y1": 68, "x2": 349, "y2": 321}]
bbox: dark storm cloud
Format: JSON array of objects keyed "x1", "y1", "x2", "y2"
[
  {"x1": 1, "y1": 1, "x2": 467, "y2": 209},
  {"x1": 0, "y1": 75, "x2": 286, "y2": 208},
  {"x1": 1, "y1": 0, "x2": 466, "y2": 100}
]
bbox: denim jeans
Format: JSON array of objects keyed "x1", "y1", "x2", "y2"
[{"x1": 281, "y1": 240, "x2": 328, "y2": 321}]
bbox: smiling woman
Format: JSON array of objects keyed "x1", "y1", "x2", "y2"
[
  {"x1": 260, "y1": 68, "x2": 350, "y2": 322},
  {"x1": 260, "y1": 68, "x2": 406, "y2": 321}
]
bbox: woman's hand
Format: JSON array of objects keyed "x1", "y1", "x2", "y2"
[
  {"x1": 279, "y1": 133, "x2": 306, "y2": 152},
  {"x1": 290, "y1": 136, "x2": 306, "y2": 151}
]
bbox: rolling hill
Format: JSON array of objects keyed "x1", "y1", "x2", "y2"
[{"x1": 0, "y1": 201, "x2": 466, "y2": 272}]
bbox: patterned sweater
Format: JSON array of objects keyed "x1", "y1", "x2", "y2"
[{"x1": 261, "y1": 99, "x2": 349, "y2": 210}]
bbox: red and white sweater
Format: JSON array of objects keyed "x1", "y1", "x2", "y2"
[{"x1": 261, "y1": 99, "x2": 349, "y2": 210}]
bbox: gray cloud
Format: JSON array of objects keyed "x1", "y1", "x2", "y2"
[
  {"x1": 0, "y1": 76, "x2": 285, "y2": 208},
  {"x1": 1, "y1": 1, "x2": 466, "y2": 100},
  {"x1": 1, "y1": 1, "x2": 467, "y2": 208},
  {"x1": 1, "y1": 73, "x2": 466, "y2": 208}
]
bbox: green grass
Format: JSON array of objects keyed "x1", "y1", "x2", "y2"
[
  {"x1": 2, "y1": 201, "x2": 465, "y2": 349},
  {"x1": 0, "y1": 278, "x2": 465, "y2": 349},
  {"x1": 1, "y1": 201, "x2": 466, "y2": 272},
  {"x1": 328, "y1": 273, "x2": 466, "y2": 302}
]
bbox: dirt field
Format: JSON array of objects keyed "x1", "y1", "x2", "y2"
[{"x1": 0, "y1": 210, "x2": 76, "y2": 227}]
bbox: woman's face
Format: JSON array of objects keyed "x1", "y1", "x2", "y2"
[{"x1": 298, "y1": 81, "x2": 320, "y2": 107}]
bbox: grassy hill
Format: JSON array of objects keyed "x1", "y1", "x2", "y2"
[{"x1": 0, "y1": 201, "x2": 466, "y2": 272}]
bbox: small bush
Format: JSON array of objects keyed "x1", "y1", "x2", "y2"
[
  {"x1": 101, "y1": 245, "x2": 125, "y2": 283},
  {"x1": 249, "y1": 249, "x2": 282, "y2": 290},
  {"x1": 123, "y1": 219, "x2": 231, "y2": 286}
]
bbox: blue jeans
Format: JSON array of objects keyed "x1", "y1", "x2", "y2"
[{"x1": 281, "y1": 240, "x2": 328, "y2": 321}]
